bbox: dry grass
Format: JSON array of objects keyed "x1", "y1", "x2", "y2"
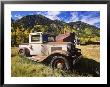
[
  {"x1": 11, "y1": 45, "x2": 100, "y2": 77},
  {"x1": 77, "y1": 45, "x2": 100, "y2": 62},
  {"x1": 11, "y1": 56, "x2": 82, "y2": 77}
]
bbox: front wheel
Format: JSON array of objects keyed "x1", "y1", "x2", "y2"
[{"x1": 50, "y1": 55, "x2": 72, "y2": 71}]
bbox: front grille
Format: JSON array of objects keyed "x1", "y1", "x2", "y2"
[{"x1": 51, "y1": 47, "x2": 62, "y2": 52}]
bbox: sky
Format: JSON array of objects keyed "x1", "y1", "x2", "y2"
[{"x1": 11, "y1": 11, "x2": 100, "y2": 28}]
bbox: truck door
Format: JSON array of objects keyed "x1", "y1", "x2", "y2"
[{"x1": 41, "y1": 44, "x2": 48, "y2": 56}]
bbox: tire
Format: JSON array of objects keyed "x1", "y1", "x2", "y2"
[
  {"x1": 18, "y1": 49, "x2": 26, "y2": 57},
  {"x1": 50, "y1": 55, "x2": 71, "y2": 71}
]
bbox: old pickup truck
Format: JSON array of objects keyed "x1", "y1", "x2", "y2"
[{"x1": 19, "y1": 32, "x2": 82, "y2": 70}]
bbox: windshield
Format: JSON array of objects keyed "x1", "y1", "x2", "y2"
[{"x1": 31, "y1": 35, "x2": 40, "y2": 42}]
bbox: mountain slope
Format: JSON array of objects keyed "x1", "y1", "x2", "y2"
[
  {"x1": 11, "y1": 14, "x2": 100, "y2": 45},
  {"x1": 68, "y1": 21, "x2": 99, "y2": 30},
  {"x1": 15, "y1": 15, "x2": 54, "y2": 29}
]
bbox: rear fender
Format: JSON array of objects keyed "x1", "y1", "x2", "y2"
[{"x1": 19, "y1": 47, "x2": 30, "y2": 54}]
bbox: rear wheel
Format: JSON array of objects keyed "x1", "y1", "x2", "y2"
[
  {"x1": 50, "y1": 55, "x2": 72, "y2": 71},
  {"x1": 19, "y1": 49, "x2": 26, "y2": 57},
  {"x1": 18, "y1": 48, "x2": 30, "y2": 57}
]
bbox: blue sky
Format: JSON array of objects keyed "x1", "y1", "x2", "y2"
[{"x1": 11, "y1": 11, "x2": 100, "y2": 28}]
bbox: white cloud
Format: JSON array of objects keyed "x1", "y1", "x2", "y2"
[
  {"x1": 36, "y1": 11, "x2": 61, "y2": 20},
  {"x1": 81, "y1": 16, "x2": 100, "y2": 26},
  {"x1": 29, "y1": 13, "x2": 34, "y2": 15},
  {"x1": 67, "y1": 12, "x2": 100, "y2": 27},
  {"x1": 45, "y1": 11, "x2": 61, "y2": 20},
  {"x1": 36, "y1": 11, "x2": 44, "y2": 15},
  {"x1": 67, "y1": 12, "x2": 79, "y2": 22},
  {"x1": 14, "y1": 14, "x2": 23, "y2": 19}
]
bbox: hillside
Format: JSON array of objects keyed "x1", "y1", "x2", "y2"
[
  {"x1": 11, "y1": 14, "x2": 100, "y2": 46},
  {"x1": 68, "y1": 21, "x2": 99, "y2": 30}
]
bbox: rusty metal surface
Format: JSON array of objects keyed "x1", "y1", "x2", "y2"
[
  {"x1": 51, "y1": 47, "x2": 62, "y2": 52},
  {"x1": 51, "y1": 50, "x2": 70, "y2": 57},
  {"x1": 56, "y1": 33, "x2": 70, "y2": 42},
  {"x1": 55, "y1": 32, "x2": 75, "y2": 43}
]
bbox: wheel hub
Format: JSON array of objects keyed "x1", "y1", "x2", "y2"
[{"x1": 57, "y1": 63, "x2": 64, "y2": 69}]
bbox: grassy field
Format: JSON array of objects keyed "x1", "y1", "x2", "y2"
[
  {"x1": 11, "y1": 45, "x2": 100, "y2": 77},
  {"x1": 76, "y1": 45, "x2": 100, "y2": 62}
]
